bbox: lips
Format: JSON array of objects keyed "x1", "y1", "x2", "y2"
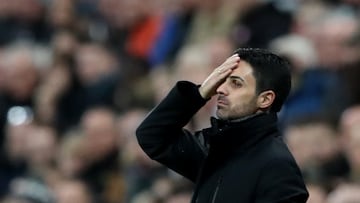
[{"x1": 217, "y1": 96, "x2": 229, "y2": 106}]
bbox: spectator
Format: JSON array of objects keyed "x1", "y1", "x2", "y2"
[
  {"x1": 54, "y1": 43, "x2": 121, "y2": 131},
  {"x1": 327, "y1": 183, "x2": 360, "y2": 203},
  {"x1": 269, "y1": 33, "x2": 347, "y2": 126},
  {"x1": 0, "y1": 123, "x2": 32, "y2": 197},
  {"x1": 0, "y1": 44, "x2": 40, "y2": 144},
  {"x1": 306, "y1": 183, "x2": 327, "y2": 203},
  {"x1": 52, "y1": 180, "x2": 93, "y2": 203},
  {"x1": 284, "y1": 118, "x2": 350, "y2": 190},
  {"x1": 78, "y1": 107, "x2": 125, "y2": 203},
  {"x1": 339, "y1": 105, "x2": 360, "y2": 182},
  {"x1": 118, "y1": 109, "x2": 165, "y2": 201}
]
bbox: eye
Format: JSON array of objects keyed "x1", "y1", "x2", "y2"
[{"x1": 231, "y1": 79, "x2": 242, "y2": 88}]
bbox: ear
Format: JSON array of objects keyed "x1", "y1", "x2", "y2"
[{"x1": 257, "y1": 90, "x2": 275, "y2": 110}]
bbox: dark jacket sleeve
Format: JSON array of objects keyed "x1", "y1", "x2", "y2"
[
  {"x1": 136, "y1": 81, "x2": 209, "y2": 182},
  {"x1": 255, "y1": 159, "x2": 309, "y2": 203}
]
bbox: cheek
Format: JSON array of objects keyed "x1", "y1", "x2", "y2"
[
  {"x1": 230, "y1": 94, "x2": 258, "y2": 113},
  {"x1": 229, "y1": 91, "x2": 257, "y2": 106}
]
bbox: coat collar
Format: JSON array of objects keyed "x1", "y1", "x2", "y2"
[{"x1": 202, "y1": 113, "x2": 279, "y2": 155}]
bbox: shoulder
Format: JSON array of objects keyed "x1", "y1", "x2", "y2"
[
  {"x1": 245, "y1": 132, "x2": 305, "y2": 174},
  {"x1": 256, "y1": 135, "x2": 303, "y2": 177},
  {"x1": 259, "y1": 132, "x2": 293, "y2": 157}
]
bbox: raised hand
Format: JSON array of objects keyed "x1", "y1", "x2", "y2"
[{"x1": 199, "y1": 54, "x2": 240, "y2": 99}]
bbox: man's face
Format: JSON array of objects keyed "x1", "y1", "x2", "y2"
[{"x1": 216, "y1": 60, "x2": 259, "y2": 120}]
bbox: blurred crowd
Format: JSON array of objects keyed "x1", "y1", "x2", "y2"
[{"x1": 0, "y1": 0, "x2": 359, "y2": 202}]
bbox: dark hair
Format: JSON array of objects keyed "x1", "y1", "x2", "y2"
[{"x1": 234, "y1": 48, "x2": 291, "y2": 112}]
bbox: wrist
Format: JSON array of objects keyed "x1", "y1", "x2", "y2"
[{"x1": 199, "y1": 86, "x2": 211, "y2": 100}]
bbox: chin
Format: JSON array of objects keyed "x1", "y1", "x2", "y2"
[
  {"x1": 217, "y1": 110, "x2": 255, "y2": 120},
  {"x1": 216, "y1": 110, "x2": 228, "y2": 120}
]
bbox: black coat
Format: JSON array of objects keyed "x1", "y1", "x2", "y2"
[{"x1": 136, "y1": 81, "x2": 308, "y2": 203}]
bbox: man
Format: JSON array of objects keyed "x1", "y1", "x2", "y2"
[{"x1": 136, "y1": 48, "x2": 309, "y2": 202}]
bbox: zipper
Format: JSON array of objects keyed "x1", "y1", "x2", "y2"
[{"x1": 211, "y1": 176, "x2": 223, "y2": 203}]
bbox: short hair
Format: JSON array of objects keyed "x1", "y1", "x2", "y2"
[{"x1": 234, "y1": 48, "x2": 291, "y2": 112}]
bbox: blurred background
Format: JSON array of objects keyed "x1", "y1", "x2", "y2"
[{"x1": 0, "y1": 0, "x2": 359, "y2": 202}]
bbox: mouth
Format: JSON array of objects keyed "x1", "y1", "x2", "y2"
[{"x1": 217, "y1": 96, "x2": 229, "y2": 107}]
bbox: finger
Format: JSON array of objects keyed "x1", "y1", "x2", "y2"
[
  {"x1": 217, "y1": 59, "x2": 240, "y2": 73},
  {"x1": 229, "y1": 53, "x2": 239, "y2": 58},
  {"x1": 214, "y1": 55, "x2": 240, "y2": 75},
  {"x1": 219, "y1": 55, "x2": 238, "y2": 66},
  {"x1": 217, "y1": 66, "x2": 234, "y2": 77},
  {"x1": 224, "y1": 56, "x2": 240, "y2": 66},
  {"x1": 224, "y1": 55, "x2": 240, "y2": 63}
]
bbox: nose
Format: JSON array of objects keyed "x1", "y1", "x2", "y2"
[{"x1": 216, "y1": 81, "x2": 228, "y2": 95}]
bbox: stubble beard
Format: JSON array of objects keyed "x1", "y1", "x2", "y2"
[{"x1": 216, "y1": 96, "x2": 258, "y2": 120}]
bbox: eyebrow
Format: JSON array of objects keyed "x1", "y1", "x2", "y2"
[{"x1": 229, "y1": 75, "x2": 246, "y2": 84}]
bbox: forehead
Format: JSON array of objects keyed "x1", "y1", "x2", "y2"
[{"x1": 230, "y1": 60, "x2": 255, "y2": 82}]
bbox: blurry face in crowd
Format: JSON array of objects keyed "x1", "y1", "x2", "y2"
[
  {"x1": 75, "y1": 44, "x2": 116, "y2": 85},
  {"x1": 81, "y1": 108, "x2": 118, "y2": 160},
  {"x1": 57, "y1": 134, "x2": 87, "y2": 178},
  {"x1": 174, "y1": 46, "x2": 211, "y2": 84},
  {"x1": 3, "y1": 51, "x2": 38, "y2": 101},
  {"x1": 215, "y1": 61, "x2": 259, "y2": 120},
  {"x1": 285, "y1": 123, "x2": 338, "y2": 168},
  {"x1": 327, "y1": 184, "x2": 360, "y2": 203},
  {"x1": 345, "y1": 126, "x2": 360, "y2": 170},
  {"x1": 340, "y1": 106, "x2": 360, "y2": 171},
  {"x1": 314, "y1": 15, "x2": 359, "y2": 68},
  {"x1": 26, "y1": 126, "x2": 57, "y2": 167},
  {"x1": 207, "y1": 38, "x2": 234, "y2": 68},
  {"x1": 5, "y1": 123, "x2": 33, "y2": 161},
  {"x1": 54, "y1": 181, "x2": 92, "y2": 203},
  {"x1": 99, "y1": 0, "x2": 149, "y2": 28},
  {"x1": 49, "y1": 0, "x2": 74, "y2": 27},
  {"x1": 306, "y1": 184, "x2": 327, "y2": 203}
]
